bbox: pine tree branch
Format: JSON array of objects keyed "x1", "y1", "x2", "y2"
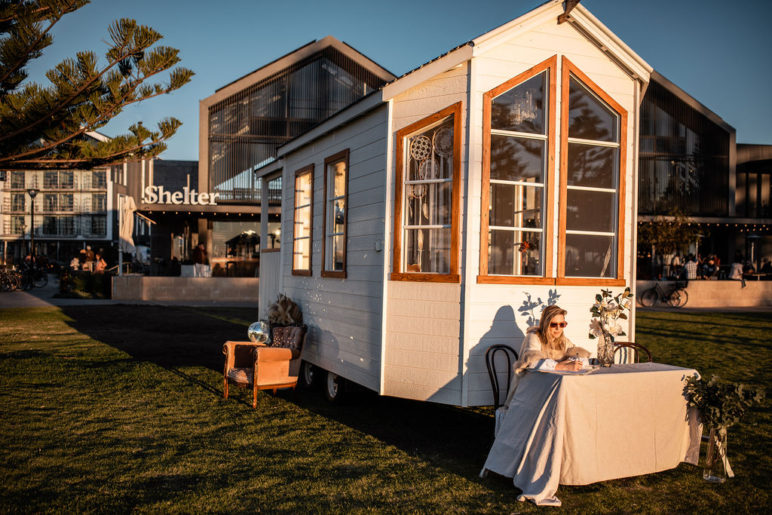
[
  {"x1": 0, "y1": 18, "x2": 162, "y2": 143},
  {"x1": 0, "y1": 46, "x2": 133, "y2": 142},
  {"x1": 12, "y1": 139, "x2": 171, "y2": 168},
  {"x1": 0, "y1": 67, "x2": 183, "y2": 163},
  {"x1": 0, "y1": 4, "x2": 67, "y2": 86},
  {"x1": 0, "y1": 3, "x2": 55, "y2": 24}
]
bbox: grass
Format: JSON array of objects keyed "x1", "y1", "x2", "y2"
[{"x1": 0, "y1": 305, "x2": 769, "y2": 513}]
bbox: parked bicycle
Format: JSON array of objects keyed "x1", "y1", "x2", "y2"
[
  {"x1": 640, "y1": 280, "x2": 688, "y2": 307},
  {"x1": 1, "y1": 266, "x2": 23, "y2": 292}
]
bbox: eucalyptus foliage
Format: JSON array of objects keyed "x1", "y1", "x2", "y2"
[
  {"x1": 0, "y1": 0, "x2": 193, "y2": 169},
  {"x1": 684, "y1": 375, "x2": 765, "y2": 430},
  {"x1": 588, "y1": 287, "x2": 633, "y2": 342}
]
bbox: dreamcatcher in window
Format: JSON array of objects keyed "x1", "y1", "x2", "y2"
[{"x1": 408, "y1": 135, "x2": 431, "y2": 200}]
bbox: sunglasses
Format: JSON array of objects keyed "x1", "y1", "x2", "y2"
[{"x1": 549, "y1": 322, "x2": 568, "y2": 328}]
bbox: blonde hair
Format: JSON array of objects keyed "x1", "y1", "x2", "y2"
[{"x1": 537, "y1": 305, "x2": 568, "y2": 360}]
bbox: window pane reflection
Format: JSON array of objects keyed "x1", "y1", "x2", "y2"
[
  {"x1": 567, "y1": 143, "x2": 617, "y2": 189},
  {"x1": 405, "y1": 228, "x2": 450, "y2": 274},
  {"x1": 406, "y1": 182, "x2": 451, "y2": 227},
  {"x1": 491, "y1": 73, "x2": 546, "y2": 135},
  {"x1": 568, "y1": 77, "x2": 617, "y2": 142},
  {"x1": 402, "y1": 115, "x2": 454, "y2": 274},
  {"x1": 490, "y1": 136, "x2": 545, "y2": 182},
  {"x1": 293, "y1": 239, "x2": 310, "y2": 270},
  {"x1": 490, "y1": 183, "x2": 542, "y2": 229},
  {"x1": 566, "y1": 190, "x2": 616, "y2": 233},
  {"x1": 565, "y1": 234, "x2": 616, "y2": 278},
  {"x1": 488, "y1": 230, "x2": 542, "y2": 276}
]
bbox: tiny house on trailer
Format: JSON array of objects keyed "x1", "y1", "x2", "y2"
[{"x1": 256, "y1": 0, "x2": 653, "y2": 406}]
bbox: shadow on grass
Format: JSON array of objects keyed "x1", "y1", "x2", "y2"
[{"x1": 57, "y1": 305, "x2": 499, "y2": 482}]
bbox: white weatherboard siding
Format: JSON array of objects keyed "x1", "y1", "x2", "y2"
[
  {"x1": 382, "y1": 64, "x2": 468, "y2": 404},
  {"x1": 462, "y1": 17, "x2": 639, "y2": 406},
  {"x1": 281, "y1": 106, "x2": 389, "y2": 392}
]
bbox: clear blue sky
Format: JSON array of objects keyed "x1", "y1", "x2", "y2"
[{"x1": 25, "y1": 0, "x2": 772, "y2": 160}]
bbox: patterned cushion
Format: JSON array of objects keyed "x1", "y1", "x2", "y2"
[
  {"x1": 271, "y1": 326, "x2": 305, "y2": 356},
  {"x1": 227, "y1": 367, "x2": 252, "y2": 384}
]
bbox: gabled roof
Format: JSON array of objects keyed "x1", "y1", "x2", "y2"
[
  {"x1": 382, "y1": 0, "x2": 652, "y2": 100},
  {"x1": 650, "y1": 70, "x2": 735, "y2": 135},
  {"x1": 202, "y1": 36, "x2": 397, "y2": 108},
  {"x1": 279, "y1": 0, "x2": 653, "y2": 156}
]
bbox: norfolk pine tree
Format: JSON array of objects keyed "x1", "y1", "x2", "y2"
[{"x1": 0, "y1": 0, "x2": 194, "y2": 169}]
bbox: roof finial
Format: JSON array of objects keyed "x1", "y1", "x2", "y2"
[{"x1": 558, "y1": 0, "x2": 581, "y2": 24}]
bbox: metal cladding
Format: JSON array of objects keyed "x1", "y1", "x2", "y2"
[{"x1": 208, "y1": 47, "x2": 388, "y2": 202}]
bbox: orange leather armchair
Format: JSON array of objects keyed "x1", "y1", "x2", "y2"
[{"x1": 223, "y1": 325, "x2": 307, "y2": 408}]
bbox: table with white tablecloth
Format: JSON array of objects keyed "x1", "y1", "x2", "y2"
[{"x1": 481, "y1": 363, "x2": 702, "y2": 506}]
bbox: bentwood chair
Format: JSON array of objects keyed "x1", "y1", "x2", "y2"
[
  {"x1": 613, "y1": 341, "x2": 653, "y2": 364},
  {"x1": 223, "y1": 325, "x2": 307, "y2": 408},
  {"x1": 485, "y1": 344, "x2": 519, "y2": 409}
]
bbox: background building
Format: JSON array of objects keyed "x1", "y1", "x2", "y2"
[
  {"x1": 1, "y1": 137, "x2": 114, "y2": 266},
  {"x1": 117, "y1": 36, "x2": 396, "y2": 277},
  {"x1": 636, "y1": 71, "x2": 771, "y2": 277}
]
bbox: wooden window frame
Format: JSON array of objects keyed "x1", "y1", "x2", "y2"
[
  {"x1": 557, "y1": 57, "x2": 627, "y2": 287},
  {"x1": 478, "y1": 56, "x2": 557, "y2": 285},
  {"x1": 291, "y1": 164, "x2": 314, "y2": 276},
  {"x1": 391, "y1": 102, "x2": 462, "y2": 283},
  {"x1": 321, "y1": 149, "x2": 350, "y2": 278}
]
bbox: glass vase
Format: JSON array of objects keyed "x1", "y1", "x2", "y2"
[
  {"x1": 596, "y1": 333, "x2": 615, "y2": 367},
  {"x1": 703, "y1": 427, "x2": 728, "y2": 483}
]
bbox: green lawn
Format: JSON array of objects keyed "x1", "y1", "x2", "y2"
[{"x1": 0, "y1": 306, "x2": 769, "y2": 513}]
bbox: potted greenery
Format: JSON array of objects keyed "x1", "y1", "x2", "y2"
[
  {"x1": 684, "y1": 375, "x2": 765, "y2": 482},
  {"x1": 588, "y1": 287, "x2": 634, "y2": 366}
]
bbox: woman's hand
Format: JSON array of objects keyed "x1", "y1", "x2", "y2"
[{"x1": 555, "y1": 358, "x2": 583, "y2": 371}]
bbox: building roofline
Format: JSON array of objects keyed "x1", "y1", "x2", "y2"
[
  {"x1": 650, "y1": 70, "x2": 735, "y2": 134},
  {"x1": 202, "y1": 36, "x2": 396, "y2": 108},
  {"x1": 276, "y1": 0, "x2": 656, "y2": 155},
  {"x1": 214, "y1": 39, "x2": 317, "y2": 93}
]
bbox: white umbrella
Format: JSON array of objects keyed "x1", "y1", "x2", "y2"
[{"x1": 119, "y1": 195, "x2": 136, "y2": 254}]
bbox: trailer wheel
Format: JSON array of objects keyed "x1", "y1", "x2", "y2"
[
  {"x1": 299, "y1": 361, "x2": 317, "y2": 389},
  {"x1": 324, "y1": 371, "x2": 346, "y2": 403}
]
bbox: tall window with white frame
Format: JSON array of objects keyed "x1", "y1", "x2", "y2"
[
  {"x1": 562, "y1": 73, "x2": 622, "y2": 278},
  {"x1": 488, "y1": 71, "x2": 549, "y2": 276},
  {"x1": 323, "y1": 150, "x2": 349, "y2": 277},
  {"x1": 392, "y1": 103, "x2": 460, "y2": 280},
  {"x1": 292, "y1": 165, "x2": 313, "y2": 275}
]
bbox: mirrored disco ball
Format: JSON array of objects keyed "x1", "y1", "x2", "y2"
[{"x1": 247, "y1": 321, "x2": 271, "y2": 344}]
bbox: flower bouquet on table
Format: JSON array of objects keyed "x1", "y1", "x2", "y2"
[
  {"x1": 684, "y1": 375, "x2": 765, "y2": 482},
  {"x1": 588, "y1": 287, "x2": 633, "y2": 367}
]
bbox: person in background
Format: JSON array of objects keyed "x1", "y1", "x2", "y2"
[
  {"x1": 684, "y1": 254, "x2": 698, "y2": 280},
  {"x1": 701, "y1": 256, "x2": 718, "y2": 279},
  {"x1": 760, "y1": 258, "x2": 771, "y2": 279},
  {"x1": 94, "y1": 254, "x2": 107, "y2": 274},
  {"x1": 742, "y1": 260, "x2": 756, "y2": 280},
  {"x1": 729, "y1": 254, "x2": 744, "y2": 281},
  {"x1": 670, "y1": 253, "x2": 682, "y2": 279},
  {"x1": 69, "y1": 255, "x2": 80, "y2": 271},
  {"x1": 192, "y1": 243, "x2": 209, "y2": 277}
]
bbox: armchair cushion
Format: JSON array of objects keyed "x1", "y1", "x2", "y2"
[
  {"x1": 227, "y1": 367, "x2": 253, "y2": 384},
  {"x1": 270, "y1": 325, "x2": 306, "y2": 358}
]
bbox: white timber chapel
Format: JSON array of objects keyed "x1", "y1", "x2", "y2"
[{"x1": 256, "y1": 0, "x2": 652, "y2": 406}]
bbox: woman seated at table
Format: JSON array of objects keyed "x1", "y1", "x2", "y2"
[
  {"x1": 516, "y1": 305, "x2": 591, "y2": 374},
  {"x1": 502, "y1": 305, "x2": 591, "y2": 408}
]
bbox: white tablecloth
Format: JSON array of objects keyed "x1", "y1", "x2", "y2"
[{"x1": 482, "y1": 363, "x2": 702, "y2": 506}]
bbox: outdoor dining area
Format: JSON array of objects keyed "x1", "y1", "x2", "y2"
[{"x1": 478, "y1": 290, "x2": 763, "y2": 507}]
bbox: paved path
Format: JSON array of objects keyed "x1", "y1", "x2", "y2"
[{"x1": 0, "y1": 274, "x2": 258, "y2": 309}]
